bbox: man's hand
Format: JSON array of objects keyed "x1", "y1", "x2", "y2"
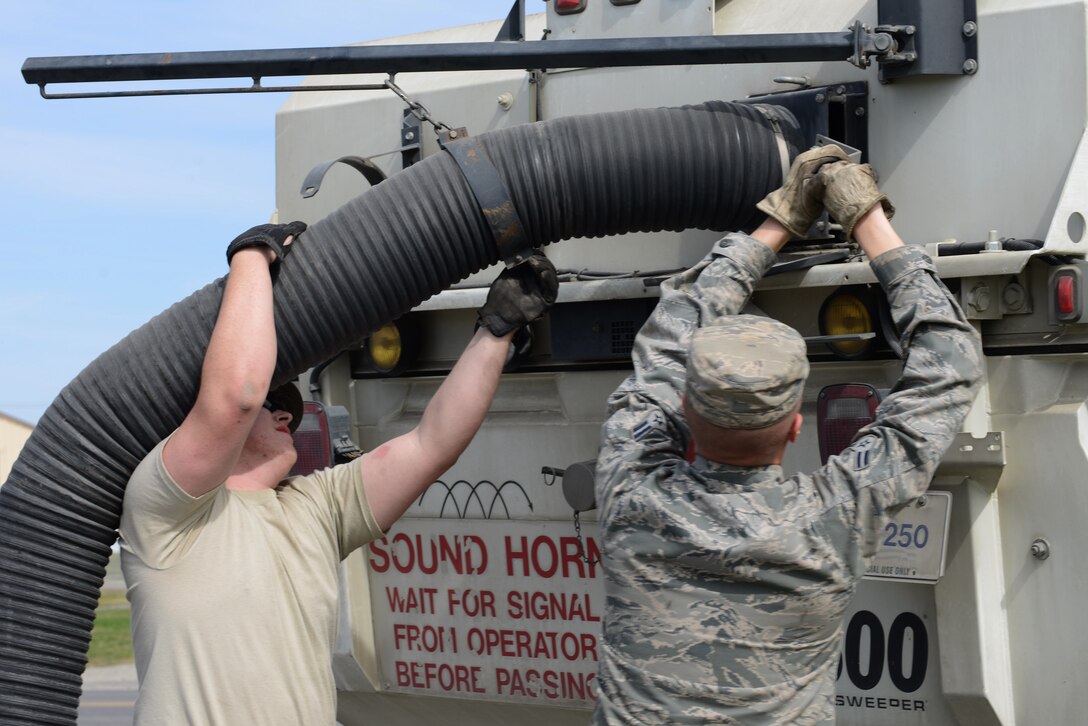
[
  {"x1": 756, "y1": 144, "x2": 850, "y2": 239},
  {"x1": 819, "y1": 161, "x2": 895, "y2": 241},
  {"x1": 226, "y1": 221, "x2": 307, "y2": 266},
  {"x1": 477, "y1": 252, "x2": 558, "y2": 337}
]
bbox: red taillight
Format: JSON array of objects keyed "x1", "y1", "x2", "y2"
[
  {"x1": 555, "y1": 0, "x2": 587, "y2": 14},
  {"x1": 817, "y1": 383, "x2": 880, "y2": 463},
  {"x1": 1057, "y1": 274, "x2": 1076, "y2": 316},
  {"x1": 291, "y1": 401, "x2": 332, "y2": 476},
  {"x1": 1050, "y1": 266, "x2": 1084, "y2": 324}
]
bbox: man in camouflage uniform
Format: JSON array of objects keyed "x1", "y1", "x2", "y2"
[{"x1": 593, "y1": 147, "x2": 983, "y2": 724}]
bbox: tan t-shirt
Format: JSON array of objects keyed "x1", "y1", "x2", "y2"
[{"x1": 119, "y1": 436, "x2": 384, "y2": 725}]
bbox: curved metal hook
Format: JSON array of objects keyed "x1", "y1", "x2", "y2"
[{"x1": 300, "y1": 155, "x2": 388, "y2": 199}]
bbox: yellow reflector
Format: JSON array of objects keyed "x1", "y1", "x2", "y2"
[
  {"x1": 821, "y1": 293, "x2": 873, "y2": 356},
  {"x1": 368, "y1": 324, "x2": 402, "y2": 372}
]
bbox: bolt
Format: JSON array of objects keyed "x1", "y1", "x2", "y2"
[
  {"x1": 963, "y1": 21, "x2": 978, "y2": 37},
  {"x1": 1003, "y1": 282, "x2": 1027, "y2": 311},
  {"x1": 963, "y1": 59, "x2": 979, "y2": 74},
  {"x1": 855, "y1": 107, "x2": 866, "y2": 117},
  {"x1": 873, "y1": 35, "x2": 892, "y2": 52},
  {"x1": 497, "y1": 92, "x2": 515, "y2": 110},
  {"x1": 448, "y1": 130, "x2": 459, "y2": 139},
  {"x1": 404, "y1": 131, "x2": 415, "y2": 141},
  {"x1": 967, "y1": 283, "x2": 991, "y2": 313},
  {"x1": 904, "y1": 25, "x2": 916, "y2": 35},
  {"x1": 916, "y1": 495, "x2": 927, "y2": 508},
  {"x1": 836, "y1": 86, "x2": 846, "y2": 95},
  {"x1": 815, "y1": 93, "x2": 826, "y2": 104},
  {"x1": 1030, "y1": 538, "x2": 1051, "y2": 560}
]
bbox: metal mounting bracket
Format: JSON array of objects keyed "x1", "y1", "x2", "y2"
[
  {"x1": 401, "y1": 109, "x2": 422, "y2": 169},
  {"x1": 933, "y1": 431, "x2": 1006, "y2": 488},
  {"x1": 877, "y1": 0, "x2": 979, "y2": 82},
  {"x1": 744, "y1": 82, "x2": 870, "y2": 164},
  {"x1": 814, "y1": 134, "x2": 862, "y2": 163},
  {"x1": 495, "y1": 0, "x2": 526, "y2": 42}
]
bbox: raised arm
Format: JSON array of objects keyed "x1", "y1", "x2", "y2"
[
  {"x1": 614, "y1": 144, "x2": 850, "y2": 418},
  {"x1": 162, "y1": 223, "x2": 304, "y2": 497},
  {"x1": 818, "y1": 162, "x2": 982, "y2": 516},
  {"x1": 360, "y1": 253, "x2": 557, "y2": 531}
]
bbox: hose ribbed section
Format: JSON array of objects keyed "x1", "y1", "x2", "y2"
[{"x1": 0, "y1": 100, "x2": 802, "y2": 724}]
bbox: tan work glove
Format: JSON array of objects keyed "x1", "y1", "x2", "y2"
[
  {"x1": 819, "y1": 160, "x2": 896, "y2": 241},
  {"x1": 756, "y1": 144, "x2": 850, "y2": 238}
]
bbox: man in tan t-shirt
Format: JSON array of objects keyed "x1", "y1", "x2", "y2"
[{"x1": 119, "y1": 222, "x2": 557, "y2": 725}]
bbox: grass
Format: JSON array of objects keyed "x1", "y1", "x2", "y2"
[
  {"x1": 87, "y1": 552, "x2": 133, "y2": 667},
  {"x1": 87, "y1": 598, "x2": 133, "y2": 666}
]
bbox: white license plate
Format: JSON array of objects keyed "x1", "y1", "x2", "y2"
[{"x1": 863, "y1": 491, "x2": 952, "y2": 583}]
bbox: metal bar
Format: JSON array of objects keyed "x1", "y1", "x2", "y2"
[
  {"x1": 37, "y1": 81, "x2": 388, "y2": 100},
  {"x1": 22, "y1": 33, "x2": 854, "y2": 86}
]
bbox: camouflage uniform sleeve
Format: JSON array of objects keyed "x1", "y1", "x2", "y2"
[
  {"x1": 815, "y1": 246, "x2": 983, "y2": 554},
  {"x1": 597, "y1": 234, "x2": 777, "y2": 512}
]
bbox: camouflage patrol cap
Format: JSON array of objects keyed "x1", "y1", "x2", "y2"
[{"x1": 685, "y1": 315, "x2": 809, "y2": 430}]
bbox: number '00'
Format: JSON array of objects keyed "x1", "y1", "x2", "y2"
[{"x1": 836, "y1": 610, "x2": 928, "y2": 693}]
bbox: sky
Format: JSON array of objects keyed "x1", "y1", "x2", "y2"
[{"x1": 2, "y1": 0, "x2": 519, "y2": 425}]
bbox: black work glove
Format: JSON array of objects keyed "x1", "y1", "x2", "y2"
[
  {"x1": 226, "y1": 221, "x2": 307, "y2": 265},
  {"x1": 477, "y1": 252, "x2": 558, "y2": 337}
]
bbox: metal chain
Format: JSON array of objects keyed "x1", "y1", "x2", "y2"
[
  {"x1": 384, "y1": 76, "x2": 453, "y2": 135},
  {"x1": 542, "y1": 467, "x2": 599, "y2": 567},
  {"x1": 573, "y1": 510, "x2": 600, "y2": 567}
]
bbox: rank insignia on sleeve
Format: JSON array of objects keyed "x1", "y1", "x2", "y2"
[
  {"x1": 852, "y1": 435, "x2": 877, "y2": 470},
  {"x1": 632, "y1": 410, "x2": 665, "y2": 441}
]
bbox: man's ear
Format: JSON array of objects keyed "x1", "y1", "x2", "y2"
[{"x1": 787, "y1": 413, "x2": 803, "y2": 444}]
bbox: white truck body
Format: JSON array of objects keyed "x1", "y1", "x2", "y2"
[{"x1": 272, "y1": 2, "x2": 1088, "y2": 723}]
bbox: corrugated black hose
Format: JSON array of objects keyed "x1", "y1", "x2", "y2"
[{"x1": 0, "y1": 100, "x2": 803, "y2": 724}]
